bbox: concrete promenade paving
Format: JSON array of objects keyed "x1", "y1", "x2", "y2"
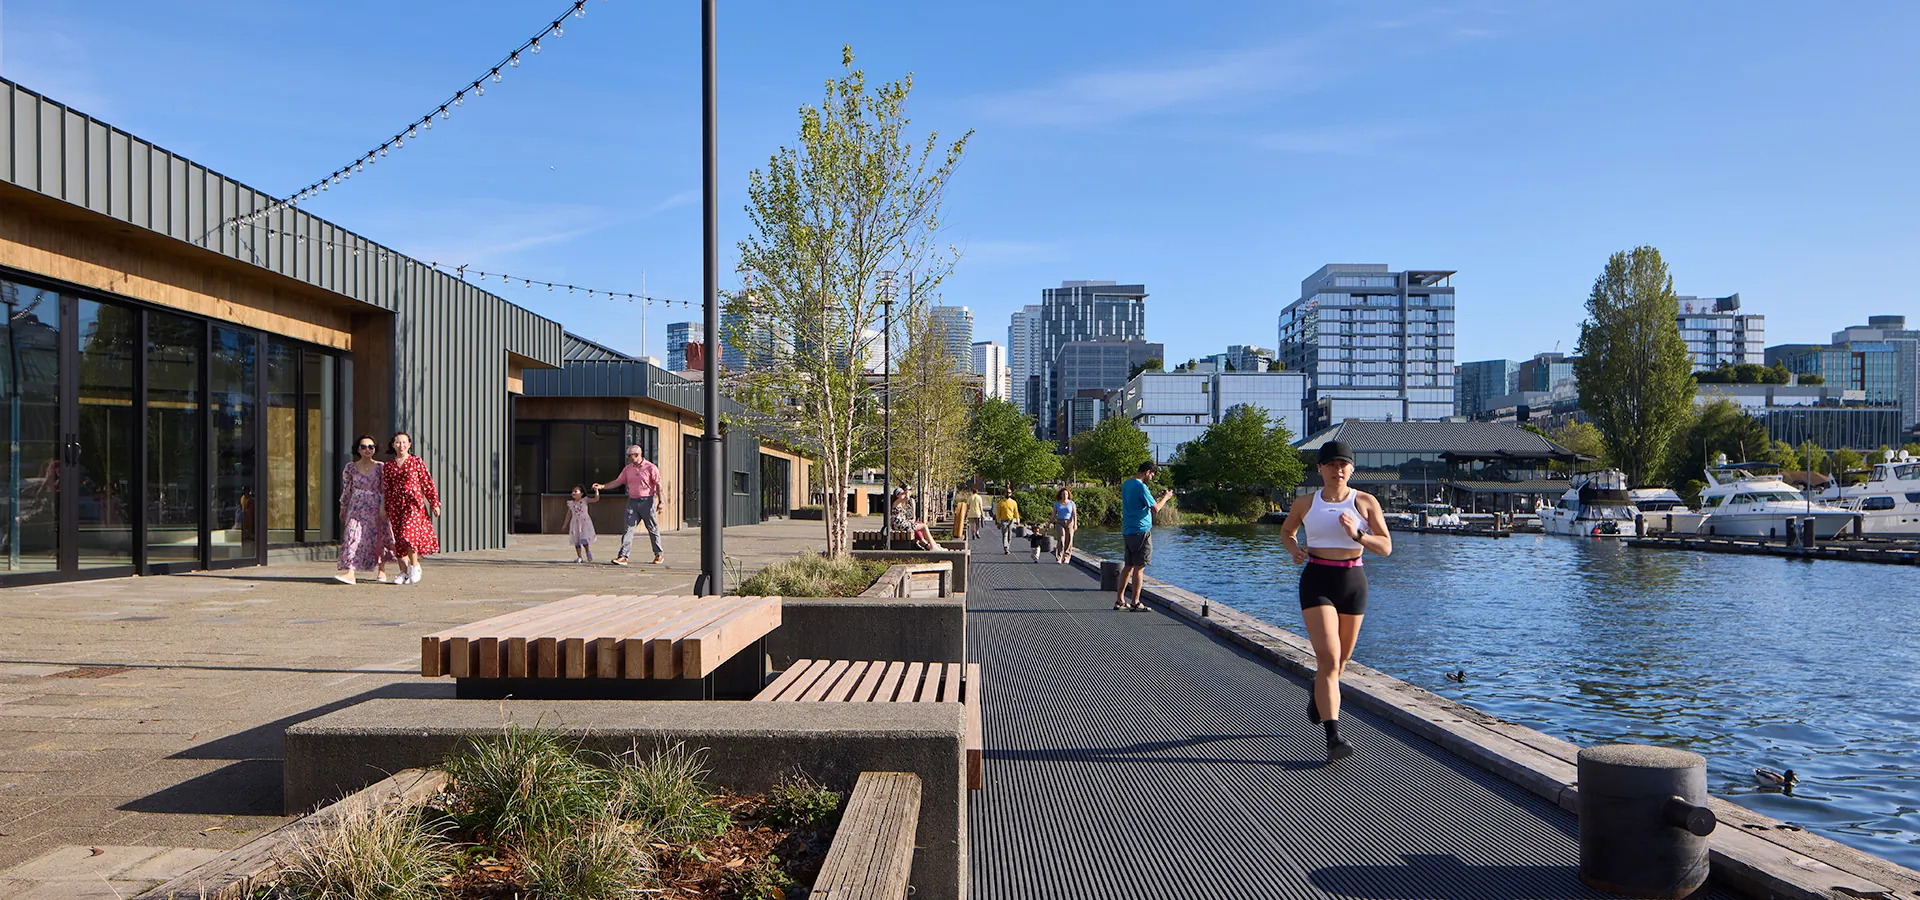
[{"x1": 0, "y1": 518, "x2": 828, "y2": 896}]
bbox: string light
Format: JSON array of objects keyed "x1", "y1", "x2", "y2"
[
  {"x1": 427, "y1": 262, "x2": 695, "y2": 309},
  {"x1": 193, "y1": 0, "x2": 597, "y2": 245}
]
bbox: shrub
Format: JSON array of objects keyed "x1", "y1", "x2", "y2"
[
  {"x1": 1013, "y1": 488, "x2": 1053, "y2": 526},
  {"x1": 1178, "y1": 488, "x2": 1268, "y2": 521},
  {"x1": 612, "y1": 742, "x2": 733, "y2": 843},
  {"x1": 521, "y1": 800, "x2": 658, "y2": 900},
  {"x1": 1065, "y1": 483, "x2": 1118, "y2": 526},
  {"x1": 441, "y1": 726, "x2": 612, "y2": 843},
  {"x1": 278, "y1": 797, "x2": 453, "y2": 900},
  {"x1": 739, "y1": 553, "x2": 888, "y2": 597},
  {"x1": 760, "y1": 771, "x2": 843, "y2": 829}
]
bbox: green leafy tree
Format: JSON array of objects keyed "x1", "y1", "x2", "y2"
[
  {"x1": 1574, "y1": 246, "x2": 1696, "y2": 486},
  {"x1": 1795, "y1": 440, "x2": 1829, "y2": 478},
  {"x1": 728, "y1": 47, "x2": 971, "y2": 557},
  {"x1": 890, "y1": 302, "x2": 974, "y2": 516},
  {"x1": 1128, "y1": 358, "x2": 1162, "y2": 380},
  {"x1": 1170, "y1": 406, "x2": 1303, "y2": 493},
  {"x1": 1831, "y1": 448, "x2": 1867, "y2": 485},
  {"x1": 1070, "y1": 416, "x2": 1150, "y2": 484},
  {"x1": 964, "y1": 398, "x2": 1061, "y2": 489},
  {"x1": 1764, "y1": 439, "x2": 1800, "y2": 470},
  {"x1": 1266, "y1": 359, "x2": 1286, "y2": 372},
  {"x1": 1549, "y1": 420, "x2": 1609, "y2": 471},
  {"x1": 1906, "y1": 441, "x2": 1920, "y2": 459},
  {"x1": 1664, "y1": 399, "x2": 1768, "y2": 487}
]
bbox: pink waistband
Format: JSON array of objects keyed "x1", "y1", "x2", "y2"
[{"x1": 1307, "y1": 555, "x2": 1364, "y2": 568}]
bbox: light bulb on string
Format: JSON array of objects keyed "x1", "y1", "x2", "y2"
[
  {"x1": 422, "y1": 118, "x2": 431, "y2": 130},
  {"x1": 408, "y1": 125, "x2": 418, "y2": 139},
  {"x1": 354, "y1": 162, "x2": 364, "y2": 173},
  {"x1": 379, "y1": 147, "x2": 389, "y2": 157},
  {"x1": 439, "y1": 107, "x2": 450, "y2": 120},
  {"x1": 573, "y1": 3, "x2": 585, "y2": 17},
  {"x1": 553, "y1": 24, "x2": 564, "y2": 37},
  {"x1": 531, "y1": 39, "x2": 542, "y2": 54},
  {"x1": 475, "y1": 84, "x2": 485, "y2": 97},
  {"x1": 394, "y1": 137, "x2": 404, "y2": 149},
  {"x1": 491, "y1": 69, "x2": 503, "y2": 83},
  {"x1": 509, "y1": 54, "x2": 520, "y2": 68},
  {"x1": 454, "y1": 93, "x2": 465, "y2": 106}
]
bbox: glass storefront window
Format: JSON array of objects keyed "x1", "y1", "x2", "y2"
[
  {"x1": 2, "y1": 282, "x2": 61, "y2": 576},
  {"x1": 75, "y1": 300, "x2": 136, "y2": 569},
  {"x1": 145, "y1": 311, "x2": 203, "y2": 566},
  {"x1": 266, "y1": 341, "x2": 298, "y2": 544},
  {"x1": 209, "y1": 326, "x2": 257, "y2": 561},
  {"x1": 304, "y1": 352, "x2": 337, "y2": 541}
]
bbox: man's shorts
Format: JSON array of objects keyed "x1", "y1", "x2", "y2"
[{"x1": 1123, "y1": 531, "x2": 1152, "y2": 567}]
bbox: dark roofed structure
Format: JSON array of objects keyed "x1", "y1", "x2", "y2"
[
  {"x1": 1296, "y1": 420, "x2": 1579, "y2": 514},
  {"x1": 1297, "y1": 420, "x2": 1576, "y2": 459}
]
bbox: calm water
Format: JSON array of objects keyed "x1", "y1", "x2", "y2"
[{"x1": 1078, "y1": 525, "x2": 1920, "y2": 868}]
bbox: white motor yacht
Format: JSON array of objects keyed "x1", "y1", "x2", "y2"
[
  {"x1": 1698, "y1": 460, "x2": 1855, "y2": 539},
  {"x1": 1541, "y1": 470, "x2": 1639, "y2": 537},
  {"x1": 1818, "y1": 450, "x2": 1920, "y2": 537},
  {"x1": 1627, "y1": 487, "x2": 1702, "y2": 534}
]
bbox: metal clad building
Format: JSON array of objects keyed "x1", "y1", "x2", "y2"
[{"x1": 1, "y1": 78, "x2": 563, "y2": 583}]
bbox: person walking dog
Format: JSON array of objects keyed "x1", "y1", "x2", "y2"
[
  {"x1": 1280, "y1": 440, "x2": 1393, "y2": 762},
  {"x1": 593, "y1": 445, "x2": 666, "y2": 566},
  {"x1": 1116, "y1": 461, "x2": 1172, "y2": 610}
]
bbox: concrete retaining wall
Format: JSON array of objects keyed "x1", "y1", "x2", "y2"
[
  {"x1": 284, "y1": 699, "x2": 968, "y2": 900},
  {"x1": 851, "y1": 548, "x2": 970, "y2": 593},
  {"x1": 771, "y1": 594, "x2": 965, "y2": 669}
]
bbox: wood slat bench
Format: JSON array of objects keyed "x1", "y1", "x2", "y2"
[
  {"x1": 421, "y1": 593, "x2": 781, "y2": 681},
  {"x1": 808, "y1": 771, "x2": 921, "y2": 900},
  {"x1": 755, "y1": 660, "x2": 983, "y2": 791}
]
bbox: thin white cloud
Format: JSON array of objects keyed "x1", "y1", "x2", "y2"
[
  {"x1": 380, "y1": 203, "x2": 611, "y2": 269},
  {"x1": 973, "y1": 44, "x2": 1317, "y2": 127},
  {"x1": 1255, "y1": 124, "x2": 1420, "y2": 156},
  {"x1": 645, "y1": 189, "x2": 700, "y2": 216}
]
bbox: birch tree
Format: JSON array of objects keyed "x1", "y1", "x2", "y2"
[{"x1": 728, "y1": 47, "x2": 970, "y2": 557}]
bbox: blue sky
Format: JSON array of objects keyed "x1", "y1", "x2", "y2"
[{"x1": 3, "y1": 1, "x2": 1916, "y2": 365}]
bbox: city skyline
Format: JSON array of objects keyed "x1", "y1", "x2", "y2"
[{"x1": 5, "y1": 2, "x2": 1913, "y2": 370}]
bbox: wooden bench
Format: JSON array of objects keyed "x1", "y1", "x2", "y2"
[
  {"x1": 420, "y1": 593, "x2": 781, "y2": 681},
  {"x1": 808, "y1": 771, "x2": 921, "y2": 900},
  {"x1": 755, "y1": 660, "x2": 983, "y2": 791}
]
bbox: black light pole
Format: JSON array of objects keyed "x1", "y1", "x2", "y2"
[
  {"x1": 881, "y1": 286, "x2": 894, "y2": 550},
  {"x1": 698, "y1": 0, "x2": 724, "y2": 596}
]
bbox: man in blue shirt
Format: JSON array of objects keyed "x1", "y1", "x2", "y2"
[{"x1": 1117, "y1": 460, "x2": 1173, "y2": 610}]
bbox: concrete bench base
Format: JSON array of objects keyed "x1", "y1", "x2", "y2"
[
  {"x1": 771, "y1": 595, "x2": 965, "y2": 670},
  {"x1": 850, "y1": 548, "x2": 969, "y2": 593},
  {"x1": 283, "y1": 698, "x2": 967, "y2": 900}
]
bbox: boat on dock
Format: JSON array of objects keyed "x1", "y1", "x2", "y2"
[
  {"x1": 1540, "y1": 470, "x2": 1638, "y2": 537},
  {"x1": 1820, "y1": 449, "x2": 1920, "y2": 537},
  {"x1": 1698, "y1": 460, "x2": 1855, "y2": 539},
  {"x1": 1628, "y1": 487, "x2": 1702, "y2": 534}
]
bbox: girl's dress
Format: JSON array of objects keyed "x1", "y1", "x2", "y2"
[
  {"x1": 381, "y1": 455, "x2": 441, "y2": 556},
  {"x1": 566, "y1": 499, "x2": 596, "y2": 548},
  {"x1": 337, "y1": 462, "x2": 391, "y2": 571}
]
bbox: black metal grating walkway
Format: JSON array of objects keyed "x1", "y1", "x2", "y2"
[{"x1": 966, "y1": 538, "x2": 1733, "y2": 899}]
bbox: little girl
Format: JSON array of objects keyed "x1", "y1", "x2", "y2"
[{"x1": 567, "y1": 485, "x2": 600, "y2": 562}]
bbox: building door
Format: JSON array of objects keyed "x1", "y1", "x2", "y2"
[
  {"x1": 1, "y1": 282, "x2": 63, "y2": 583},
  {"x1": 67, "y1": 299, "x2": 137, "y2": 578},
  {"x1": 760, "y1": 454, "x2": 789, "y2": 520},
  {"x1": 143, "y1": 310, "x2": 206, "y2": 572},
  {"x1": 681, "y1": 435, "x2": 702, "y2": 526}
]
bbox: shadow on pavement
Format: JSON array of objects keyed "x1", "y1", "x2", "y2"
[{"x1": 1309, "y1": 854, "x2": 1600, "y2": 900}]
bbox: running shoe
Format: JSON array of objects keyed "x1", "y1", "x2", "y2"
[
  {"x1": 410, "y1": 564, "x2": 424, "y2": 585},
  {"x1": 1327, "y1": 740, "x2": 1354, "y2": 762},
  {"x1": 653, "y1": 554, "x2": 664, "y2": 564},
  {"x1": 611, "y1": 558, "x2": 629, "y2": 567}
]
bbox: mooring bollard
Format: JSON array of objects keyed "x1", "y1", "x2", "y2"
[
  {"x1": 1802, "y1": 517, "x2": 1816, "y2": 548},
  {"x1": 1099, "y1": 560, "x2": 1122, "y2": 593},
  {"x1": 1577, "y1": 743, "x2": 1716, "y2": 898}
]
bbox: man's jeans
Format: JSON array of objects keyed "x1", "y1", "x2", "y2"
[{"x1": 618, "y1": 496, "x2": 663, "y2": 560}]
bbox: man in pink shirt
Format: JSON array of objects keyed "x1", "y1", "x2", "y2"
[{"x1": 592, "y1": 445, "x2": 666, "y2": 565}]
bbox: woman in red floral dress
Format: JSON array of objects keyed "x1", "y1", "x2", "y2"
[{"x1": 381, "y1": 431, "x2": 441, "y2": 585}]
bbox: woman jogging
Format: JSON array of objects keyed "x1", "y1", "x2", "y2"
[
  {"x1": 334, "y1": 435, "x2": 393, "y2": 585},
  {"x1": 381, "y1": 431, "x2": 441, "y2": 585},
  {"x1": 1052, "y1": 487, "x2": 1078, "y2": 563},
  {"x1": 1279, "y1": 440, "x2": 1392, "y2": 762}
]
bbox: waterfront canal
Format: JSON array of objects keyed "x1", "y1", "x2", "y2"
[{"x1": 1076, "y1": 525, "x2": 1920, "y2": 868}]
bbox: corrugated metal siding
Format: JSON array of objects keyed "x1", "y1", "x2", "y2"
[{"x1": 2, "y1": 77, "x2": 565, "y2": 553}]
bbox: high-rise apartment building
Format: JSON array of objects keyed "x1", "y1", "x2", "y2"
[
  {"x1": 1277, "y1": 264, "x2": 1456, "y2": 432},
  {"x1": 930, "y1": 305, "x2": 973, "y2": 369},
  {"x1": 1678, "y1": 294, "x2": 1765, "y2": 372},
  {"x1": 1036, "y1": 281, "x2": 1147, "y2": 437},
  {"x1": 1122, "y1": 370, "x2": 1309, "y2": 462},
  {"x1": 1226, "y1": 344, "x2": 1275, "y2": 373},
  {"x1": 1516, "y1": 352, "x2": 1574, "y2": 393},
  {"x1": 1456, "y1": 359, "x2": 1520, "y2": 417},
  {"x1": 971, "y1": 341, "x2": 1010, "y2": 401},
  {"x1": 1007, "y1": 304, "x2": 1043, "y2": 420},
  {"x1": 665, "y1": 321, "x2": 704, "y2": 371}
]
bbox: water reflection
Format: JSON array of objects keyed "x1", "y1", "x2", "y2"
[{"x1": 1078, "y1": 525, "x2": 1920, "y2": 868}]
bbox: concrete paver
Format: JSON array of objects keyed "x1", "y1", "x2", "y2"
[{"x1": 0, "y1": 518, "x2": 829, "y2": 886}]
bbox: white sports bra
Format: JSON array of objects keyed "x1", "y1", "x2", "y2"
[{"x1": 1302, "y1": 489, "x2": 1368, "y2": 550}]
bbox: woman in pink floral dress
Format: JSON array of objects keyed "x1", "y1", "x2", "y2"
[
  {"x1": 381, "y1": 432, "x2": 441, "y2": 585},
  {"x1": 334, "y1": 435, "x2": 392, "y2": 585}
]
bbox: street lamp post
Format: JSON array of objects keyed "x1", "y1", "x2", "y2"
[
  {"x1": 697, "y1": 0, "x2": 723, "y2": 596},
  {"x1": 879, "y1": 274, "x2": 895, "y2": 550}
]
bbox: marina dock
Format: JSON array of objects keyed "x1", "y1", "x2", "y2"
[
  {"x1": 966, "y1": 533, "x2": 1920, "y2": 899},
  {"x1": 1628, "y1": 533, "x2": 1920, "y2": 565}
]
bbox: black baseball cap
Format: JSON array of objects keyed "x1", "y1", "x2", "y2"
[{"x1": 1318, "y1": 441, "x2": 1355, "y2": 465}]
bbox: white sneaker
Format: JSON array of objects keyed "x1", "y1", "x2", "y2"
[
  {"x1": 334, "y1": 572, "x2": 355, "y2": 585},
  {"x1": 408, "y1": 564, "x2": 423, "y2": 585},
  {"x1": 376, "y1": 571, "x2": 390, "y2": 584}
]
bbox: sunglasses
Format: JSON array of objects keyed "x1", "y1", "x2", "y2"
[{"x1": 357, "y1": 444, "x2": 376, "y2": 450}]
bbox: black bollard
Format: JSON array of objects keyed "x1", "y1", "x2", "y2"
[
  {"x1": 1099, "y1": 560, "x2": 1122, "y2": 593},
  {"x1": 1577, "y1": 744, "x2": 1716, "y2": 898},
  {"x1": 1802, "y1": 517, "x2": 1816, "y2": 548}
]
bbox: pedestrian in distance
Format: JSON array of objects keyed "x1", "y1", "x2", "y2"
[
  {"x1": 567, "y1": 485, "x2": 600, "y2": 563},
  {"x1": 966, "y1": 485, "x2": 987, "y2": 541},
  {"x1": 1026, "y1": 519, "x2": 1053, "y2": 562},
  {"x1": 593, "y1": 445, "x2": 666, "y2": 566},
  {"x1": 890, "y1": 485, "x2": 939, "y2": 551},
  {"x1": 334, "y1": 434, "x2": 394, "y2": 585},
  {"x1": 381, "y1": 431, "x2": 441, "y2": 585},
  {"x1": 1280, "y1": 440, "x2": 1393, "y2": 762},
  {"x1": 1116, "y1": 461, "x2": 1173, "y2": 611},
  {"x1": 994, "y1": 488, "x2": 1021, "y2": 555},
  {"x1": 1053, "y1": 486, "x2": 1078, "y2": 564}
]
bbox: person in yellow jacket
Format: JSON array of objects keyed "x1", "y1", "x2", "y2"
[
  {"x1": 965, "y1": 487, "x2": 987, "y2": 541},
  {"x1": 993, "y1": 489, "x2": 1021, "y2": 555}
]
